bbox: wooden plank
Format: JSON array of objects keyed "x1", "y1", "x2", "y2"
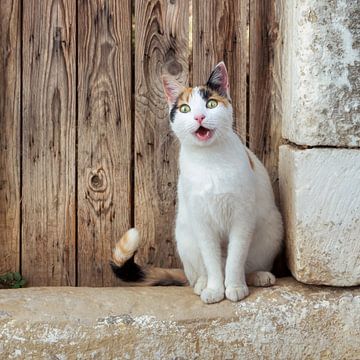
[
  {"x1": 249, "y1": 0, "x2": 283, "y2": 202},
  {"x1": 249, "y1": 0, "x2": 288, "y2": 277},
  {"x1": 192, "y1": 0, "x2": 248, "y2": 141},
  {"x1": 0, "y1": 0, "x2": 20, "y2": 275},
  {"x1": 22, "y1": 0, "x2": 76, "y2": 285},
  {"x1": 77, "y1": 0, "x2": 132, "y2": 286},
  {"x1": 135, "y1": 0, "x2": 189, "y2": 267}
]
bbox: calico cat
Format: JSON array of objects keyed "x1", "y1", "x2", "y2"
[{"x1": 110, "y1": 62, "x2": 283, "y2": 304}]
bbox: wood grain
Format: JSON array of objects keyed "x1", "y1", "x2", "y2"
[
  {"x1": 192, "y1": 0, "x2": 248, "y2": 141},
  {"x1": 1, "y1": 0, "x2": 284, "y2": 285},
  {"x1": 0, "y1": 0, "x2": 20, "y2": 275},
  {"x1": 249, "y1": 0, "x2": 283, "y2": 203},
  {"x1": 77, "y1": 0, "x2": 132, "y2": 286},
  {"x1": 22, "y1": 0, "x2": 76, "y2": 285},
  {"x1": 135, "y1": 0, "x2": 189, "y2": 268}
]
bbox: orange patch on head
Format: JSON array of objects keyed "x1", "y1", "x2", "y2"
[
  {"x1": 209, "y1": 92, "x2": 230, "y2": 107},
  {"x1": 178, "y1": 87, "x2": 193, "y2": 104},
  {"x1": 198, "y1": 85, "x2": 230, "y2": 107}
]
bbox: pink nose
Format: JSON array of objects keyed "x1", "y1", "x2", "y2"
[{"x1": 194, "y1": 114, "x2": 205, "y2": 124}]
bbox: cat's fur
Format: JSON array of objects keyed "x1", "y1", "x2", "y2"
[{"x1": 110, "y1": 62, "x2": 283, "y2": 304}]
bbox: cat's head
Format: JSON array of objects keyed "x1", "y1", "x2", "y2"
[{"x1": 162, "y1": 62, "x2": 233, "y2": 147}]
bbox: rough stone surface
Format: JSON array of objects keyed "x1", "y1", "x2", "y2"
[
  {"x1": 0, "y1": 279, "x2": 360, "y2": 359},
  {"x1": 279, "y1": 145, "x2": 360, "y2": 286},
  {"x1": 282, "y1": 0, "x2": 360, "y2": 146}
]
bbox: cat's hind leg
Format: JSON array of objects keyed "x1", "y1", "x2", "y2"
[
  {"x1": 193, "y1": 275, "x2": 207, "y2": 295},
  {"x1": 246, "y1": 271, "x2": 276, "y2": 287}
]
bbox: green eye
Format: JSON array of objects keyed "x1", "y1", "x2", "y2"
[
  {"x1": 179, "y1": 104, "x2": 191, "y2": 113},
  {"x1": 206, "y1": 99, "x2": 218, "y2": 109}
]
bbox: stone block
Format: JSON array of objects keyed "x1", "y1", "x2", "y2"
[
  {"x1": 0, "y1": 280, "x2": 360, "y2": 359},
  {"x1": 279, "y1": 145, "x2": 360, "y2": 286},
  {"x1": 282, "y1": 0, "x2": 360, "y2": 146}
]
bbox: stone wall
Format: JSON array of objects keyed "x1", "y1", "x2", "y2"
[{"x1": 280, "y1": 0, "x2": 360, "y2": 286}]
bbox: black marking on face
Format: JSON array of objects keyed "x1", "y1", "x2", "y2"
[
  {"x1": 199, "y1": 87, "x2": 213, "y2": 102},
  {"x1": 169, "y1": 98, "x2": 178, "y2": 123},
  {"x1": 110, "y1": 255, "x2": 145, "y2": 282}
]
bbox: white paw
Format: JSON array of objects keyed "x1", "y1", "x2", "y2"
[
  {"x1": 200, "y1": 287, "x2": 224, "y2": 304},
  {"x1": 247, "y1": 271, "x2": 276, "y2": 287},
  {"x1": 225, "y1": 284, "x2": 249, "y2": 302},
  {"x1": 194, "y1": 276, "x2": 207, "y2": 296}
]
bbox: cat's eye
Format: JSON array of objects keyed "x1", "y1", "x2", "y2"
[
  {"x1": 206, "y1": 99, "x2": 218, "y2": 109},
  {"x1": 179, "y1": 104, "x2": 191, "y2": 113}
]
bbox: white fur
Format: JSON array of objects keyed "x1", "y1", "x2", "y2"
[
  {"x1": 125, "y1": 228, "x2": 140, "y2": 252},
  {"x1": 113, "y1": 228, "x2": 140, "y2": 264},
  {"x1": 165, "y1": 64, "x2": 283, "y2": 304}
]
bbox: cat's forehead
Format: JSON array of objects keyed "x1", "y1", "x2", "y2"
[{"x1": 177, "y1": 86, "x2": 230, "y2": 106}]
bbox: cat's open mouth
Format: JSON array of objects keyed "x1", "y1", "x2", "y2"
[{"x1": 194, "y1": 126, "x2": 214, "y2": 141}]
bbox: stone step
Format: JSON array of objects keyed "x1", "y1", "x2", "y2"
[{"x1": 0, "y1": 278, "x2": 359, "y2": 359}]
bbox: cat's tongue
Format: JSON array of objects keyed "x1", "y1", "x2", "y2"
[{"x1": 195, "y1": 126, "x2": 213, "y2": 141}]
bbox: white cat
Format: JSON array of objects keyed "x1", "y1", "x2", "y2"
[{"x1": 111, "y1": 62, "x2": 283, "y2": 304}]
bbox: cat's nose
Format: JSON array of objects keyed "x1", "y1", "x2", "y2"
[{"x1": 194, "y1": 114, "x2": 205, "y2": 124}]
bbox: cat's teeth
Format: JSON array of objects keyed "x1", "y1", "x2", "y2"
[{"x1": 195, "y1": 127, "x2": 213, "y2": 141}]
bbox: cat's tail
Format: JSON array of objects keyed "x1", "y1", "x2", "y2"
[{"x1": 110, "y1": 228, "x2": 188, "y2": 286}]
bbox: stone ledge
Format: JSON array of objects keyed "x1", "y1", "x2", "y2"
[{"x1": 0, "y1": 278, "x2": 359, "y2": 359}]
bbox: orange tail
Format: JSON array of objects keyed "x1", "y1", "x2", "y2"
[{"x1": 110, "y1": 228, "x2": 188, "y2": 286}]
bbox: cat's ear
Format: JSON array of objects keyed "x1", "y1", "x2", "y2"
[
  {"x1": 206, "y1": 62, "x2": 230, "y2": 98},
  {"x1": 161, "y1": 75, "x2": 184, "y2": 106}
]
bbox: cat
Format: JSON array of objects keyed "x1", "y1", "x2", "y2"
[{"x1": 110, "y1": 62, "x2": 283, "y2": 304}]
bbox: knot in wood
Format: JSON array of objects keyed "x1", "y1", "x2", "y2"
[
  {"x1": 165, "y1": 49, "x2": 182, "y2": 76},
  {"x1": 88, "y1": 169, "x2": 107, "y2": 192},
  {"x1": 91, "y1": 174, "x2": 102, "y2": 187}
]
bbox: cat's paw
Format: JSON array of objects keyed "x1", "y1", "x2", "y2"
[
  {"x1": 225, "y1": 284, "x2": 249, "y2": 302},
  {"x1": 246, "y1": 271, "x2": 276, "y2": 287},
  {"x1": 200, "y1": 287, "x2": 224, "y2": 304},
  {"x1": 194, "y1": 276, "x2": 207, "y2": 296}
]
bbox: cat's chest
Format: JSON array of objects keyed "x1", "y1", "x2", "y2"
[
  {"x1": 180, "y1": 172, "x2": 240, "y2": 228},
  {"x1": 180, "y1": 160, "x2": 246, "y2": 196},
  {"x1": 178, "y1": 148, "x2": 255, "y2": 219}
]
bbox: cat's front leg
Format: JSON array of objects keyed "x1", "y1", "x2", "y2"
[
  {"x1": 175, "y1": 219, "x2": 207, "y2": 291},
  {"x1": 225, "y1": 224, "x2": 254, "y2": 302},
  {"x1": 196, "y1": 226, "x2": 224, "y2": 304}
]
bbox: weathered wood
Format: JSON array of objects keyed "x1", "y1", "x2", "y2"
[
  {"x1": 249, "y1": 0, "x2": 283, "y2": 202},
  {"x1": 0, "y1": 0, "x2": 20, "y2": 275},
  {"x1": 0, "y1": 0, "x2": 284, "y2": 285},
  {"x1": 192, "y1": 0, "x2": 248, "y2": 141},
  {"x1": 22, "y1": 0, "x2": 76, "y2": 285},
  {"x1": 77, "y1": 0, "x2": 132, "y2": 286},
  {"x1": 135, "y1": 0, "x2": 189, "y2": 267}
]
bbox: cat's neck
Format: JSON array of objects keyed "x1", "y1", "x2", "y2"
[{"x1": 180, "y1": 130, "x2": 244, "y2": 164}]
